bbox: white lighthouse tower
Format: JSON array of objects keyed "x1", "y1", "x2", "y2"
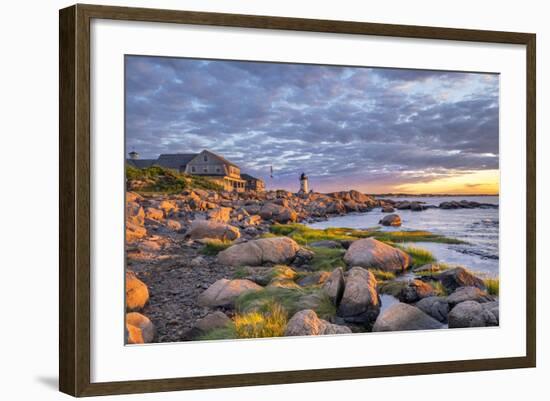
[{"x1": 299, "y1": 172, "x2": 309, "y2": 194}]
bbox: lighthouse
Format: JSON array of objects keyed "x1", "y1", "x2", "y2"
[{"x1": 299, "y1": 172, "x2": 309, "y2": 194}]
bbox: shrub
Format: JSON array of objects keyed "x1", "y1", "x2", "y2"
[{"x1": 126, "y1": 164, "x2": 223, "y2": 193}]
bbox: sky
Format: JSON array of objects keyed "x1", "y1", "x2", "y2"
[{"x1": 125, "y1": 55, "x2": 499, "y2": 194}]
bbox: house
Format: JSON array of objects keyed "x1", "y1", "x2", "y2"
[
  {"x1": 184, "y1": 150, "x2": 246, "y2": 192},
  {"x1": 127, "y1": 149, "x2": 259, "y2": 193},
  {"x1": 241, "y1": 173, "x2": 266, "y2": 192}
]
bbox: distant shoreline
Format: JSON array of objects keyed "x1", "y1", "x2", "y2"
[{"x1": 370, "y1": 193, "x2": 498, "y2": 198}]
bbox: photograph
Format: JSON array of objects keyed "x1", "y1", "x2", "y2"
[{"x1": 124, "y1": 55, "x2": 500, "y2": 344}]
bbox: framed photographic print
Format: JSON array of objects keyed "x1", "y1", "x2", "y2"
[{"x1": 59, "y1": 4, "x2": 536, "y2": 397}]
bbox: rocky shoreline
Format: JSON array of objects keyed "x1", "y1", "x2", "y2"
[{"x1": 125, "y1": 189, "x2": 499, "y2": 344}]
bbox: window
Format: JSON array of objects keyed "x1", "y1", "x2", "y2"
[
  {"x1": 191, "y1": 166, "x2": 196, "y2": 172},
  {"x1": 203, "y1": 155, "x2": 208, "y2": 162},
  {"x1": 203, "y1": 167, "x2": 208, "y2": 173},
  {"x1": 216, "y1": 167, "x2": 221, "y2": 173}
]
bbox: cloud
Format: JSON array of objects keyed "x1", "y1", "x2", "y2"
[{"x1": 125, "y1": 56, "x2": 499, "y2": 193}]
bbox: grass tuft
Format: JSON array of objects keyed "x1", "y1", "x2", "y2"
[
  {"x1": 429, "y1": 280, "x2": 448, "y2": 296},
  {"x1": 236, "y1": 286, "x2": 335, "y2": 320},
  {"x1": 484, "y1": 278, "x2": 499, "y2": 295},
  {"x1": 398, "y1": 245, "x2": 437, "y2": 267},
  {"x1": 234, "y1": 301, "x2": 288, "y2": 338}
]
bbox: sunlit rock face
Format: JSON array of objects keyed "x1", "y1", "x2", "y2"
[
  {"x1": 126, "y1": 312, "x2": 155, "y2": 344},
  {"x1": 125, "y1": 271, "x2": 149, "y2": 311}
]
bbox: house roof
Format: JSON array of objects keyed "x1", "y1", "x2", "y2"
[
  {"x1": 241, "y1": 173, "x2": 264, "y2": 182},
  {"x1": 202, "y1": 150, "x2": 240, "y2": 169},
  {"x1": 156, "y1": 153, "x2": 198, "y2": 170},
  {"x1": 126, "y1": 159, "x2": 156, "y2": 169},
  {"x1": 127, "y1": 149, "x2": 242, "y2": 173}
]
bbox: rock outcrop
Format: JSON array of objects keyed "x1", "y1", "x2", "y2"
[
  {"x1": 434, "y1": 267, "x2": 486, "y2": 292},
  {"x1": 446, "y1": 286, "x2": 494, "y2": 307},
  {"x1": 337, "y1": 267, "x2": 380, "y2": 324},
  {"x1": 198, "y1": 279, "x2": 262, "y2": 307},
  {"x1": 217, "y1": 237, "x2": 301, "y2": 266},
  {"x1": 448, "y1": 300, "x2": 499, "y2": 328},
  {"x1": 186, "y1": 220, "x2": 240, "y2": 241},
  {"x1": 396, "y1": 279, "x2": 435, "y2": 303},
  {"x1": 372, "y1": 303, "x2": 444, "y2": 332},
  {"x1": 125, "y1": 271, "x2": 149, "y2": 311},
  {"x1": 379, "y1": 214, "x2": 402, "y2": 227},
  {"x1": 188, "y1": 311, "x2": 232, "y2": 339},
  {"x1": 259, "y1": 202, "x2": 298, "y2": 223},
  {"x1": 344, "y1": 238, "x2": 411, "y2": 272},
  {"x1": 126, "y1": 312, "x2": 155, "y2": 344},
  {"x1": 284, "y1": 309, "x2": 352, "y2": 336},
  {"x1": 322, "y1": 267, "x2": 346, "y2": 305},
  {"x1": 415, "y1": 296, "x2": 449, "y2": 323},
  {"x1": 207, "y1": 207, "x2": 232, "y2": 223}
]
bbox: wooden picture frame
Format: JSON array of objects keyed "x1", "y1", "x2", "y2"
[{"x1": 59, "y1": 3, "x2": 536, "y2": 397}]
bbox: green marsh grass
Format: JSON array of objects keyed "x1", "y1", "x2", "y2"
[
  {"x1": 269, "y1": 223, "x2": 464, "y2": 246},
  {"x1": 309, "y1": 247, "x2": 346, "y2": 271}
]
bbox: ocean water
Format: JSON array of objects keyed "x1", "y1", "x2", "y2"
[{"x1": 307, "y1": 196, "x2": 499, "y2": 277}]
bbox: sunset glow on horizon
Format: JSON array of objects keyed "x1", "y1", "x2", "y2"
[{"x1": 391, "y1": 169, "x2": 499, "y2": 195}]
